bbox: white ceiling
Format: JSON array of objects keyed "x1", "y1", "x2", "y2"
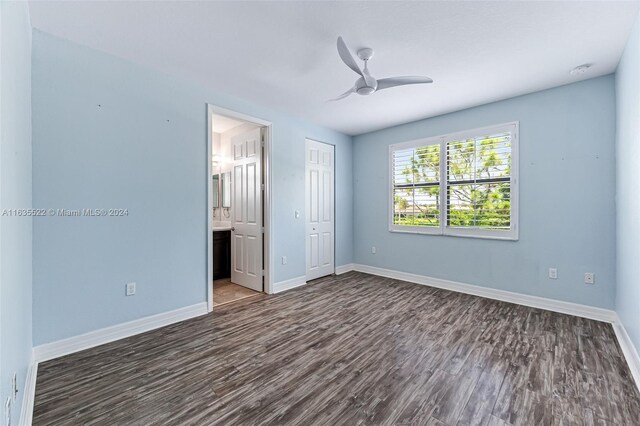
[
  {"x1": 29, "y1": 1, "x2": 640, "y2": 135},
  {"x1": 212, "y1": 114, "x2": 245, "y2": 134}
]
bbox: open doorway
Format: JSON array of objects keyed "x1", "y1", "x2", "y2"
[{"x1": 207, "y1": 105, "x2": 272, "y2": 310}]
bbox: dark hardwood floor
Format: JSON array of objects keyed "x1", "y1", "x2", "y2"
[{"x1": 33, "y1": 272, "x2": 640, "y2": 425}]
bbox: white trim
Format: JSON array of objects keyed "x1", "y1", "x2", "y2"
[
  {"x1": 263, "y1": 125, "x2": 274, "y2": 294},
  {"x1": 612, "y1": 314, "x2": 640, "y2": 392},
  {"x1": 206, "y1": 104, "x2": 274, "y2": 301},
  {"x1": 19, "y1": 351, "x2": 37, "y2": 426},
  {"x1": 33, "y1": 303, "x2": 208, "y2": 363},
  {"x1": 352, "y1": 263, "x2": 616, "y2": 323},
  {"x1": 335, "y1": 263, "x2": 355, "y2": 275},
  {"x1": 206, "y1": 107, "x2": 214, "y2": 311},
  {"x1": 208, "y1": 105, "x2": 271, "y2": 128},
  {"x1": 272, "y1": 275, "x2": 306, "y2": 294},
  {"x1": 388, "y1": 121, "x2": 519, "y2": 241}
]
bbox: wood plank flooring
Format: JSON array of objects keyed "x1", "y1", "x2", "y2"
[{"x1": 33, "y1": 272, "x2": 640, "y2": 425}]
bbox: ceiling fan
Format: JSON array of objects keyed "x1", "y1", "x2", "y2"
[{"x1": 332, "y1": 36, "x2": 433, "y2": 101}]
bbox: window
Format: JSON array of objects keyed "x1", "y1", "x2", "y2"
[{"x1": 389, "y1": 122, "x2": 518, "y2": 240}]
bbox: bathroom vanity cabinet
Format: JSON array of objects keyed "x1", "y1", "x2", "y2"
[{"x1": 213, "y1": 230, "x2": 231, "y2": 280}]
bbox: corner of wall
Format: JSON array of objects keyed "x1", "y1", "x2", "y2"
[
  {"x1": 614, "y1": 9, "x2": 640, "y2": 389},
  {"x1": 0, "y1": 1, "x2": 34, "y2": 425}
]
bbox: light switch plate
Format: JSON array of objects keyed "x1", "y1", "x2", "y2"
[{"x1": 126, "y1": 282, "x2": 136, "y2": 296}]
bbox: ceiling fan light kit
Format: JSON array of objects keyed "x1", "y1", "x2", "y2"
[
  {"x1": 570, "y1": 63, "x2": 592, "y2": 76},
  {"x1": 332, "y1": 36, "x2": 433, "y2": 101}
]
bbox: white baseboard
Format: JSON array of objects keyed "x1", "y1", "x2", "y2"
[
  {"x1": 273, "y1": 266, "x2": 356, "y2": 292},
  {"x1": 352, "y1": 264, "x2": 616, "y2": 323},
  {"x1": 19, "y1": 351, "x2": 37, "y2": 426},
  {"x1": 612, "y1": 314, "x2": 640, "y2": 392},
  {"x1": 272, "y1": 275, "x2": 306, "y2": 294},
  {"x1": 335, "y1": 263, "x2": 355, "y2": 275},
  {"x1": 33, "y1": 302, "x2": 208, "y2": 363}
]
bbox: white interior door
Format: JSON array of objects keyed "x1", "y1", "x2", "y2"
[
  {"x1": 306, "y1": 139, "x2": 335, "y2": 281},
  {"x1": 231, "y1": 128, "x2": 263, "y2": 292}
]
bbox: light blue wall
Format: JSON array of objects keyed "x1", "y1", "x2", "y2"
[
  {"x1": 353, "y1": 76, "x2": 616, "y2": 309},
  {"x1": 0, "y1": 2, "x2": 33, "y2": 424},
  {"x1": 32, "y1": 31, "x2": 353, "y2": 345},
  {"x1": 615, "y1": 13, "x2": 640, "y2": 353}
]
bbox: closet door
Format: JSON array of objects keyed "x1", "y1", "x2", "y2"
[{"x1": 305, "y1": 139, "x2": 335, "y2": 281}]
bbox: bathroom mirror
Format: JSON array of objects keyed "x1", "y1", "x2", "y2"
[
  {"x1": 221, "y1": 171, "x2": 231, "y2": 208},
  {"x1": 212, "y1": 174, "x2": 219, "y2": 208}
]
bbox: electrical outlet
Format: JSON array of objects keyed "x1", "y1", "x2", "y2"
[
  {"x1": 126, "y1": 282, "x2": 136, "y2": 296},
  {"x1": 282, "y1": 256, "x2": 287, "y2": 265},
  {"x1": 548, "y1": 268, "x2": 558, "y2": 279},
  {"x1": 584, "y1": 273, "x2": 595, "y2": 284},
  {"x1": 371, "y1": 246, "x2": 376, "y2": 254},
  {"x1": 4, "y1": 397, "x2": 11, "y2": 426},
  {"x1": 10, "y1": 373, "x2": 17, "y2": 402}
]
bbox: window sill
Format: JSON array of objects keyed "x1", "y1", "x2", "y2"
[{"x1": 388, "y1": 227, "x2": 518, "y2": 241}]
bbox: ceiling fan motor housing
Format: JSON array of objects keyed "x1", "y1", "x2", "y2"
[{"x1": 355, "y1": 77, "x2": 377, "y2": 95}]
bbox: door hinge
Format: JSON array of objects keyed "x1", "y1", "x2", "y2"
[
  {"x1": 261, "y1": 227, "x2": 265, "y2": 233},
  {"x1": 261, "y1": 183, "x2": 265, "y2": 191}
]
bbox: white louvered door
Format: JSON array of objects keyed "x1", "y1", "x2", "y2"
[
  {"x1": 305, "y1": 139, "x2": 335, "y2": 281},
  {"x1": 230, "y1": 128, "x2": 263, "y2": 292}
]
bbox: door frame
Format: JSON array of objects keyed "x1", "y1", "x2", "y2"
[
  {"x1": 206, "y1": 104, "x2": 273, "y2": 312},
  {"x1": 304, "y1": 138, "x2": 336, "y2": 281}
]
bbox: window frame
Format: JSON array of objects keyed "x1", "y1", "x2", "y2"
[{"x1": 388, "y1": 121, "x2": 519, "y2": 241}]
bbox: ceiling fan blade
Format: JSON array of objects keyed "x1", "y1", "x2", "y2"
[
  {"x1": 337, "y1": 36, "x2": 363, "y2": 77},
  {"x1": 376, "y1": 76, "x2": 433, "y2": 91},
  {"x1": 329, "y1": 86, "x2": 356, "y2": 101}
]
